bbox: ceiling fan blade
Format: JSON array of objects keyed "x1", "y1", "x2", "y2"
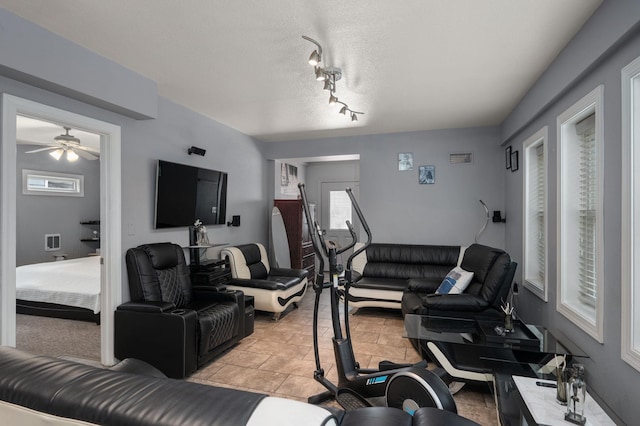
[
  {"x1": 73, "y1": 148, "x2": 99, "y2": 160},
  {"x1": 25, "y1": 146, "x2": 57, "y2": 153},
  {"x1": 75, "y1": 145, "x2": 100, "y2": 154}
]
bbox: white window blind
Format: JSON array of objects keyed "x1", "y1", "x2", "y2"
[
  {"x1": 532, "y1": 143, "x2": 546, "y2": 282},
  {"x1": 576, "y1": 114, "x2": 597, "y2": 308},
  {"x1": 523, "y1": 127, "x2": 547, "y2": 301}
]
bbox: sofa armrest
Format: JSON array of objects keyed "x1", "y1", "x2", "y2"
[
  {"x1": 423, "y1": 293, "x2": 489, "y2": 312},
  {"x1": 270, "y1": 267, "x2": 309, "y2": 279},
  {"x1": 116, "y1": 301, "x2": 176, "y2": 313},
  {"x1": 406, "y1": 278, "x2": 442, "y2": 293}
]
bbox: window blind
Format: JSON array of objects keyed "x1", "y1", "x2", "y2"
[
  {"x1": 534, "y1": 143, "x2": 545, "y2": 282},
  {"x1": 576, "y1": 114, "x2": 597, "y2": 308}
]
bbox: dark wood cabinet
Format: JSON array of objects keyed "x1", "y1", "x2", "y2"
[{"x1": 274, "y1": 199, "x2": 315, "y2": 284}]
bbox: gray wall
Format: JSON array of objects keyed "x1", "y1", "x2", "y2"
[
  {"x1": 16, "y1": 145, "x2": 101, "y2": 265},
  {"x1": 264, "y1": 127, "x2": 506, "y2": 248},
  {"x1": 500, "y1": 4, "x2": 640, "y2": 424}
]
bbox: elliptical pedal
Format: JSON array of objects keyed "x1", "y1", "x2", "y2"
[{"x1": 336, "y1": 388, "x2": 371, "y2": 411}]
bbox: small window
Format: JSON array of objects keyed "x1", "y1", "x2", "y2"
[
  {"x1": 329, "y1": 190, "x2": 352, "y2": 230},
  {"x1": 557, "y1": 85, "x2": 604, "y2": 343},
  {"x1": 622, "y1": 55, "x2": 640, "y2": 371},
  {"x1": 22, "y1": 169, "x2": 84, "y2": 197}
]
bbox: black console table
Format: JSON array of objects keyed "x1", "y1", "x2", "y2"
[{"x1": 189, "y1": 258, "x2": 231, "y2": 288}]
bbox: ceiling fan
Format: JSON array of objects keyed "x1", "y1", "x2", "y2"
[{"x1": 25, "y1": 126, "x2": 99, "y2": 161}]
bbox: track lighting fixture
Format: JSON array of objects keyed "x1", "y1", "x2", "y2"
[{"x1": 302, "y1": 35, "x2": 364, "y2": 121}]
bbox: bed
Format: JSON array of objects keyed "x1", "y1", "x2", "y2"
[{"x1": 16, "y1": 256, "x2": 101, "y2": 324}]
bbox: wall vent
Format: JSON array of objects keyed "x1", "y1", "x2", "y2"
[
  {"x1": 45, "y1": 234, "x2": 61, "y2": 251},
  {"x1": 449, "y1": 152, "x2": 473, "y2": 165}
]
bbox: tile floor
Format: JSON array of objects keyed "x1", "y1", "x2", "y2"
[{"x1": 188, "y1": 288, "x2": 499, "y2": 425}]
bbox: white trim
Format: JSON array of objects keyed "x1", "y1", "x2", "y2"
[
  {"x1": 621, "y1": 55, "x2": 640, "y2": 372},
  {"x1": 522, "y1": 126, "x2": 548, "y2": 302},
  {"x1": 1, "y1": 95, "x2": 121, "y2": 365},
  {"x1": 556, "y1": 85, "x2": 604, "y2": 343}
]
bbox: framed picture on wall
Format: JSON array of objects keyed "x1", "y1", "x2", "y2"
[
  {"x1": 511, "y1": 150, "x2": 519, "y2": 172},
  {"x1": 419, "y1": 165, "x2": 435, "y2": 184},
  {"x1": 398, "y1": 152, "x2": 414, "y2": 171},
  {"x1": 505, "y1": 146, "x2": 512, "y2": 170}
]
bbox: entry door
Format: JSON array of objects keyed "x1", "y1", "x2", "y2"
[{"x1": 320, "y1": 182, "x2": 360, "y2": 271}]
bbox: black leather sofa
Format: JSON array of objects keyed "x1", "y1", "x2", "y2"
[
  {"x1": 348, "y1": 243, "x2": 516, "y2": 319},
  {"x1": 115, "y1": 243, "x2": 245, "y2": 378},
  {"x1": 0, "y1": 347, "x2": 479, "y2": 426}
]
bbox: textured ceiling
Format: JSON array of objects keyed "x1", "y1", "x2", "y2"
[{"x1": 1, "y1": 0, "x2": 602, "y2": 142}]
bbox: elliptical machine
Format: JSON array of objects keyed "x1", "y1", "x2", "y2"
[{"x1": 298, "y1": 183, "x2": 457, "y2": 415}]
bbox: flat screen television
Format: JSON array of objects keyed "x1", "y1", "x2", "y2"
[{"x1": 154, "y1": 160, "x2": 228, "y2": 228}]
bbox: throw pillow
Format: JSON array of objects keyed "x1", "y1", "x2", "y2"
[{"x1": 435, "y1": 266, "x2": 474, "y2": 295}]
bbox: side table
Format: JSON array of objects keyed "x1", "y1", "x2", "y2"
[{"x1": 497, "y1": 375, "x2": 616, "y2": 426}]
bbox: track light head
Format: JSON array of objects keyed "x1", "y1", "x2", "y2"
[
  {"x1": 351, "y1": 112, "x2": 358, "y2": 122},
  {"x1": 315, "y1": 67, "x2": 326, "y2": 81},
  {"x1": 308, "y1": 50, "x2": 321, "y2": 66},
  {"x1": 339, "y1": 105, "x2": 348, "y2": 115},
  {"x1": 329, "y1": 94, "x2": 338, "y2": 105},
  {"x1": 323, "y1": 80, "x2": 333, "y2": 91}
]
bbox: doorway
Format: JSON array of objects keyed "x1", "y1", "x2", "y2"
[{"x1": 1, "y1": 94, "x2": 122, "y2": 365}]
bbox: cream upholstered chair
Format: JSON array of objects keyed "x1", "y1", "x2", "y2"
[{"x1": 221, "y1": 243, "x2": 308, "y2": 320}]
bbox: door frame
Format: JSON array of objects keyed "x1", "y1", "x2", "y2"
[{"x1": 1, "y1": 94, "x2": 121, "y2": 365}]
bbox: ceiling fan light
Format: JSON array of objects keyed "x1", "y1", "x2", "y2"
[
  {"x1": 308, "y1": 50, "x2": 321, "y2": 66},
  {"x1": 49, "y1": 149, "x2": 64, "y2": 160},
  {"x1": 66, "y1": 150, "x2": 79, "y2": 162}
]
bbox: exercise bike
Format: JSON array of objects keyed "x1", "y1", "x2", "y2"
[{"x1": 298, "y1": 183, "x2": 457, "y2": 415}]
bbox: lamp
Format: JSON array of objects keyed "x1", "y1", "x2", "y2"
[
  {"x1": 49, "y1": 149, "x2": 64, "y2": 160},
  {"x1": 66, "y1": 149, "x2": 79, "y2": 162},
  {"x1": 302, "y1": 35, "x2": 365, "y2": 121}
]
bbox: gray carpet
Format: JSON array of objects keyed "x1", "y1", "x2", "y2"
[{"x1": 16, "y1": 314, "x2": 101, "y2": 361}]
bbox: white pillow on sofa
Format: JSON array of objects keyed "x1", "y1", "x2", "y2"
[{"x1": 435, "y1": 266, "x2": 474, "y2": 294}]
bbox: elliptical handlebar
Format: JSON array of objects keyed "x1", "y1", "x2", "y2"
[{"x1": 345, "y1": 187, "x2": 372, "y2": 270}]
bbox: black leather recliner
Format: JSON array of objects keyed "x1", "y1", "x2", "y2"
[
  {"x1": 115, "y1": 242, "x2": 244, "y2": 378},
  {"x1": 401, "y1": 244, "x2": 517, "y2": 319}
]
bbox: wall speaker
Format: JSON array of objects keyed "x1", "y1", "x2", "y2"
[
  {"x1": 187, "y1": 146, "x2": 206, "y2": 156},
  {"x1": 227, "y1": 215, "x2": 240, "y2": 227}
]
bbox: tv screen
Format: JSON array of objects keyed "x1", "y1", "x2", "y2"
[{"x1": 154, "y1": 160, "x2": 228, "y2": 228}]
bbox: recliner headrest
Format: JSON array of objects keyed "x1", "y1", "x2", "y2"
[
  {"x1": 460, "y1": 244, "x2": 504, "y2": 284},
  {"x1": 141, "y1": 243, "x2": 181, "y2": 270}
]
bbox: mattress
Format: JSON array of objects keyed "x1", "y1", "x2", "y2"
[{"x1": 16, "y1": 256, "x2": 101, "y2": 314}]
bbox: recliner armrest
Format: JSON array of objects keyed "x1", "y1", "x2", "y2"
[
  {"x1": 423, "y1": 293, "x2": 489, "y2": 312},
  {"x1": 116, "y1": 301, "x2": 176, "y2": 313},
  {"x1": 270, "y1": 267, "x2": 309, "y2": 279}
]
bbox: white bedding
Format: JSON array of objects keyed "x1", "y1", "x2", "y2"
[{"x1": 16, "y1": 256, "x2": 101, "y2": 314}]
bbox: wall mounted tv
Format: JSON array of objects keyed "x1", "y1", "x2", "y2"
[{"x1": 154, "y1": 160, "x2": 228, "y2": 229}]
